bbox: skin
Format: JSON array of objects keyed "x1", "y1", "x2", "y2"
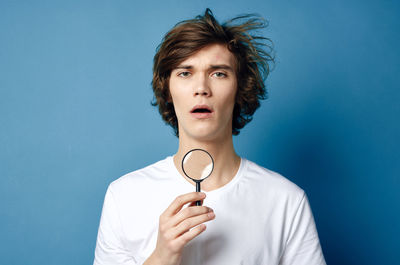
[
  {"x1": 144, "y1": 44, "x2": 241, "y2": 265},
  {"x1": 170, "y1": 44, "x2": 241, "y2": 192}
]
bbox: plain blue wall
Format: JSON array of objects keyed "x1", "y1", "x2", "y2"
[{"x1": 1, "y1": 0, "x2": 399, "y2": 264}]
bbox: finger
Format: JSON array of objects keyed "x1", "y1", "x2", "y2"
[
  {"x1": 177, "y1": 224, "x2": 207, "y2": 247},
  {"x1": 164, "y1": 192, "x2": 206, "y2": 217},
  {"x1": 172, "y1": 210, "x2": 215, "y2": 238},
  {"x1": 188, "y1": 199, "x2": 204, "y2": 207},
  {"x1": 168, "y1": 205, "x2": 212, "y2": 229}
]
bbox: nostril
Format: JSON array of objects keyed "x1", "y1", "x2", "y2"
[{"x1": 195, "y1": 91, "x2": 209, "y2": 96}]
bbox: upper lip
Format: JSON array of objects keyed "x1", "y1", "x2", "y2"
[{"x1": 190, "y1": 104, "x2": 214, "y2": 113}]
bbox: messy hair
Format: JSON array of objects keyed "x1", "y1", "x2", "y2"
[{"x1": 152, "y1": 8, "x2": 274, "y2": 136}]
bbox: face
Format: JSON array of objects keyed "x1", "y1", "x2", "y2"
[{"x1": 169, "y1": 44, "x2": 237, "y2": 142}]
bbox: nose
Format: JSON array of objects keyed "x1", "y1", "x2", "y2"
[{"x1": 193, "y1": 74, "x2": 211, "y2": 97}]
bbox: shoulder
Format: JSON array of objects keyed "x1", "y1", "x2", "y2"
[
  {"x1": 107, "y1": 157, "x2": 173, "y2": 197},
  {"x1": 242, "y1": 159, "x2": 305, "y2": 202}
]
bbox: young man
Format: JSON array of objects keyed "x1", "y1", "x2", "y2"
[{"x1": 94, "y1": 9, "x2": 326, "y2": 265}]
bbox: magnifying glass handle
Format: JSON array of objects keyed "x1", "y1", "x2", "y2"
[{"x1": 196, "y1": 182, "x2": 201, "y2": 206}]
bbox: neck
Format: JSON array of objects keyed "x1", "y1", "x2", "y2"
[{"x1": 173, "y1": 133, "x2": 241, "y2": 192}]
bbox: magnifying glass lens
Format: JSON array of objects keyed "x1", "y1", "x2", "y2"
[
  {"x1": 181, "y1": 149, "x2": 214, "y2": 205},
  {"x1": 182, "y1": 150, "x2": 213, "y2": 180}
]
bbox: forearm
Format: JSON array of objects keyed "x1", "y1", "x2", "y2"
[{"x1": 142, "y1": 251, "x2": 180, "y2": 265}]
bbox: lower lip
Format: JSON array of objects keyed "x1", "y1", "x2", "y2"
[{"x1": 191, "y1": 112, "x2": 213, "y2": 119}]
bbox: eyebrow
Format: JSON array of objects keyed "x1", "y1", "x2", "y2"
[
  {"x1": 210, "y1": 64, "x2": 234, "y2": 71},
  {"x1": 174, "y1": 64, "x2": 234, "y2": 71}
]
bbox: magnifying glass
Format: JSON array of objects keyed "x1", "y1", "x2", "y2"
[{"x1": 182, "y1": 149, "x2": 214, "y2": 206}]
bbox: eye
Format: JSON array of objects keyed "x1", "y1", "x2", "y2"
[
  {"x1": 178, "y1": 71, "x2": 191, "y2": 77},
  {"x1": 212, "y1": 72, "x2": 227, "y2": 78}
]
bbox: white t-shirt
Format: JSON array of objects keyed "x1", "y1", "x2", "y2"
[{"x1": 94, "y1": 157, "x2": 326, "y2": 265}]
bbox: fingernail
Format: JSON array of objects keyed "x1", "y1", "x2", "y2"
[{"x1": 208, "y1": 212, "x2": 215, "y2": 218}]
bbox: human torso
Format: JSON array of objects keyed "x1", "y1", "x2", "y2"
[{"x1": 109, "y1": 157, "x2": 306, "y2": 265}]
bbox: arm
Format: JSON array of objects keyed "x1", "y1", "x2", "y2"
[
  {"x1": 144, "y1": 192, "x2": 215, "y2": 265},
  {"x1": 94, "y1": 189, "x2": 215, "y2": 265},
  {"x1": 279, "y1": 193, "x2": 326, "y2": 265},
  {"x1": 94, "y1": 187, "x2": 137, "y2": 265}
]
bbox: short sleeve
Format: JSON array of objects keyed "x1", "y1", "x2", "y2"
[
  {"x1": 279, "y1": 193, "x2": 326, "y2": 265},
  {"x1": 94, "y1": 186, "x2": 138, "y2": 265}
]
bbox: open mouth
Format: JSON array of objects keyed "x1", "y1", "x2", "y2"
[
  {"x1": 192, "y1": 108, "x2": 212, "y2": 113},
  {"x1": 190, "y1": 105, "x2": 213, "y2": 117}
]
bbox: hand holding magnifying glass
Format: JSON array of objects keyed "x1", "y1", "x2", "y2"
[{"x1": 181, "y1": 149, "x2": 214, "y2": 206}]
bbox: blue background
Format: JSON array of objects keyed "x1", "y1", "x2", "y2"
[{"x1": 1, "y1": 0, "x2": 399, "y2": 264}]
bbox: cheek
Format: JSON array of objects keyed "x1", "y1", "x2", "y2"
[
  {"x1": 169, "y1": 89, "x2": 187, "y2": 116},
  {"x1": 168, "y1": 81, "x2": 179, "y2": 104},
  {"x1": 226, "y1": 86, "x2": 238, "y2": 108},
  {"x1": 169, "y1": 78, "x2": 188, "y2": 100},
  {"x1": 219, "y1": 93, "x2": 237, "y2": 116}
]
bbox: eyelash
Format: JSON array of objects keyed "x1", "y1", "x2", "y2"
[
  {"x1": 177, "y1": 71, "x2": 227, "y2": 78},
  {"x1": 212, "y1": 72, "x2": 227, "y2": 78},
  {"x1": 177, "y1": 71, "x2": 191, "y2": 77}
]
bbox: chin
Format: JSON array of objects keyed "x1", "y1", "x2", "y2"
[
  {"x1": 184, "y1": 126, "x2": 230, "y2": 142},
  {"x1": 190, "y1": 133, "x2": 217, "y2": 142}
]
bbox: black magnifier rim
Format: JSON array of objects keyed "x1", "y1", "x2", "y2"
[{"x1": 181, "y1": 148, "x2": 214, "y2": 182}]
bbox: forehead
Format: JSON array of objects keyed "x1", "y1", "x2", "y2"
[{"x1": 178, "y1": 44, "x2": 236, "y2": 67}]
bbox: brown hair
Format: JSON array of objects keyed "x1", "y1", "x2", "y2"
[{"x1": 152, "y1": 8, "x2": 274, "y2": 136}]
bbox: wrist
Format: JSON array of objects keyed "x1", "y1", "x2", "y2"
[{"x1": 144, "y1": 251, "x2": 180, "y2": 265}]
